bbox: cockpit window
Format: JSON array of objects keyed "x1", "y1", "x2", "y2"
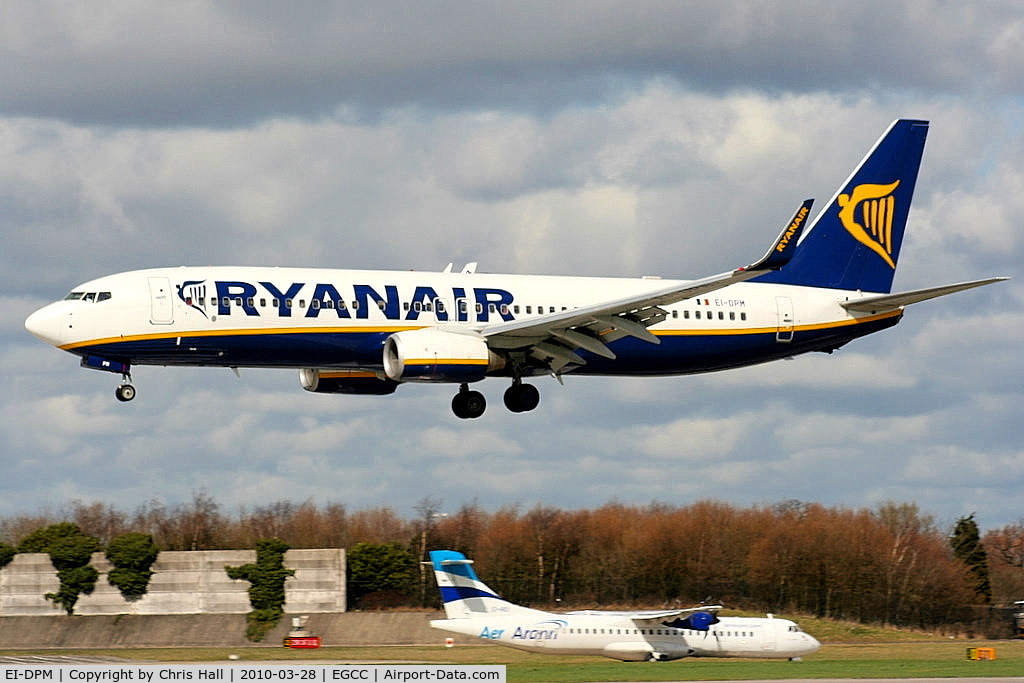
[{"x1": 65, "y1": 291, "x2": 112, "y2": 303}]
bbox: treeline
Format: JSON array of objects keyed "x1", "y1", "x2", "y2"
[{"x1": 2, "y1": 494, "x2": 1022, "y2": 630}]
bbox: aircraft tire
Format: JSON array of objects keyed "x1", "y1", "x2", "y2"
[
  {"x1": 503, "y1": 383, "x2": 540, "y2": 413},
  {"x1": 452, "y1": 389, "x2": 486, "y2": 419},
  {"x1": 115, "y1": 384, "x2": 136, "y2": 402}
]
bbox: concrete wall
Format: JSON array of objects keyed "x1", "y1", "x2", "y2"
[
  {"x1": 0, "y1": 612, "x2": 472, "y2": 649},
  {"x1": 0, "y1": 549, "x2": 345, "y2": 616}
]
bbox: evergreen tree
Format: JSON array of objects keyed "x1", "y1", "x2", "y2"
[
  {"x1": 226, "y1": 538, "x2": 296, "y2": 641},
  {"x1": 106, "y1": 532, "x2": 160, "y2": 601},
  {"x1": 950, "y1": 513, "x2": 991, "y2": 604},
  {"x1": 347, "y1": 541, "x2": 417, "y2": 607},
  {"x1": 18, "y1": 523, "x2": 102, "y2": 614}
]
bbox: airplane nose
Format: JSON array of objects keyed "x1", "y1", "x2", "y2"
[{"x1": 25, "y1": 304, "x2": 64, "y2": 346}]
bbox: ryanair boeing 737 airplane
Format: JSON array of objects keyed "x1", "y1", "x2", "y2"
[
  {"x1": 429, "y1": 549, "x2": 821, "y2": 661},
  {"x1": 25, "y1": 120, "x2": 1006, "y2": 417}
]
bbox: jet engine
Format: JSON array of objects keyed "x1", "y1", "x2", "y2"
[
  {"x1": 383, "y1": 329, "x2": 504, "y2": 382},
  {"x1": 299, "y1": 368, "x2": 399, "y2": 395}
]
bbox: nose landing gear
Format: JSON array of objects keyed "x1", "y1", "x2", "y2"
[{"x1": 115, "y1": 371, "x2": 135, "y2": 402}]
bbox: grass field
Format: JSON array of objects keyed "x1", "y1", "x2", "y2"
[{"x1": 2, "y1": 640, "x2": 1022, "y2": 680}]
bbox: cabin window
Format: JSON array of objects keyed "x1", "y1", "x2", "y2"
[
  {"x1": 413, "y1": 302, "x2": 422, "y2": 313},
  {"x1": 260, "y1": 298, "x2": 267, "y2": 307},
  {"x1": 476, "y1": 303, "x2": 483, "y2": 314},
  {"x1": 500, "y1": 304, "x2": 509, "y2": 315},
  {"x1": 377, "y1": 300, "x2": 386, "y2": 310},
  {"x1": 299, "y1": 299, "x2": 306, "y2": 308},
  {"x1": 272, "y1": 298, "x2": 280, "y2": 307},
  {"x1": 695, "y1": 310, "x2": 701, "y2": 319},
  {"x1": 718, "y1": 311, "x2": 724, "y2": 320},
  {"x1": 247, "y1": 297, "x2": 254, "y2": 307},
  {"x1": 312, "y1": 299, "x2": 321, "y2": 309},
  {"x1": 525, "y1": 305, "x2": 532, "y2": 314},
  {"x1": 285, "y1": 299, "x2": 293, "y2": 308},
  {"x1": 324, "y1": 299, "x2": 334, "y2": 309},
  {"x1": 338, "y1": 300, "x2": 347, "y2": 311},
  {"x1": 436, "y1": 301, "x2": 446, "y2": 314},
  {"x1": 741, "y1": 312, "x2": 747, "y2": 321},
  {"x1": 352, "y1": 300, "x2": 359, "y2": 310},
  {"x1": 729, "y1": 311, "x2": 735, "y2": 320}
]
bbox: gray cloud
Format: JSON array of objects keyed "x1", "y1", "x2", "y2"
[
  {"x1": 2, "y1": 2, "x2": 1023, "y2": 126},
  {"x1": 1, "y1": 1, "x2": 1021, "y2": 532}
]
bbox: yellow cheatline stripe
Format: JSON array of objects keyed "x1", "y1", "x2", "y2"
[
  {"x1": 405, "y1": 358, "x2": 489, "y2": 366},
  {"x1": 319, "y1": 371, "x2": 379, "y2": 379},
  {"x1": 654, "y1": 310, "x2": 901, "y2": 337},
  {"x1": 59, "y1": 324, "x2": 425, "y2": 351},
  {"x1": 59, "y1": 310, "x2": 901, "y2": 351}
]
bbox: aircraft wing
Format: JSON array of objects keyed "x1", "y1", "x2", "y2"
[
  {"x1": 566, "y1": 605, "x2": 723, "y2": 628},
  {"x1": 478, "y1": 200, "x2": 813, "y2": 372},
  {"x1": 840, "y1": 277, "x2": 1009, "y2": 312}
]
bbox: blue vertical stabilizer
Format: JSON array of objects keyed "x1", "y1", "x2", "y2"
[{"x1": 755, "y1": 119, "x2": 929, "y2": 293}]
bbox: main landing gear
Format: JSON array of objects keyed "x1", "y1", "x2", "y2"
[
  {"x1": 451, "y1": 380, "x2": 540, "y2": 419},
  {"x1": 452, "y1": 384, "x2": 486, "y2": 419}
]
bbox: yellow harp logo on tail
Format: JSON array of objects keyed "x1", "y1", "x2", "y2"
[{"x1": 837, "y1": 180, "x2": 900, "y2": 268}]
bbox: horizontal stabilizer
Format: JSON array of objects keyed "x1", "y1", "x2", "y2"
[{"x1": 841, "y1": 277, "x2": 1009, "y2": 312}]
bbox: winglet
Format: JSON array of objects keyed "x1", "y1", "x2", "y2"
[{"x1": 741, "y1": 199, "x2": 813, "y2": 273}]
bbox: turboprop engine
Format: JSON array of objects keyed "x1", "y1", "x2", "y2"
[{"x1": 383, "y1": 329, "x2": 504, "y2": 383}]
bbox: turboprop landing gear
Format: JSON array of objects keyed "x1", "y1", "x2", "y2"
[
  {"x1": 452, "y1": 384, "x2": 486, "y2": 419},
  {"x1": 503, "y1": 380, "x2": 540, "y2": 413}
]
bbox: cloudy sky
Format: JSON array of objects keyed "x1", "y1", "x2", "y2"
[{"x1": 3, "y1": 1, "x2": 1023, "y2": 532}]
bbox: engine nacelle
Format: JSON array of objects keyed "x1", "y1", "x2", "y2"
[
  {"x1": 299, "y1": 368, "x2": 399, "y2": 395},
  {"x1": 383, "y1": 329, "x2": 504, "y2": 383}
]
